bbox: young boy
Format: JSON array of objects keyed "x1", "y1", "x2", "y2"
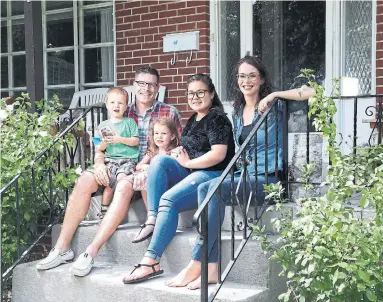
[{"x1": 94, "y1": 87, "x2": 139, "y2": 219}]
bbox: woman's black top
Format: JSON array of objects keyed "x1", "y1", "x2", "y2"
[
  {"x1": 239, "y1": 124, "x2": 253, "y2": 145},
  {"x1": 181, "y1": 108, "x2": 235, "y2": 171}
]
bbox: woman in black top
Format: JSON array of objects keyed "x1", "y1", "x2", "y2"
[{"x1": 123, "y1": 74, "x2": 235, "y2": 284}]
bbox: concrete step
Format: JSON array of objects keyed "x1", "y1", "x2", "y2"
[
  {"x1": 12, "y1": 263, "x2": 270, "y2": 302},
  {"x1": 52, "y1": 225, "x2": 273, "y2": 287}
]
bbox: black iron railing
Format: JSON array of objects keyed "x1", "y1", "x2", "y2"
[
  {"x1": 0, "y1": 105, "x2": 106, "y2": 301},
  {"x1": 192, "y1": 99, "x2": 287, "y2": 301}
]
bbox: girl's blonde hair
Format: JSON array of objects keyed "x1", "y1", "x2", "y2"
[{"x1": 147, "y1": 117, "x2": 180, "y2": 156}]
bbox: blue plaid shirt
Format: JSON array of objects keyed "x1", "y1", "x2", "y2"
[{"x1": 125, "y1": 101, "x2": 183, "y2": 160}]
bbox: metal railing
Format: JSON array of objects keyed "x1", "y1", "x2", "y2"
[
  {"x1": 0, "y1": 105, "x2": 106, "y2": 301},
  {"x1": 193, "y1": 99, "x2": 287, "y2": 301}
]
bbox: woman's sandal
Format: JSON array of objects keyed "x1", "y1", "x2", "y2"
[
  {"x1": 132, "y1": 223, "x2": 155, "y2": 243},
  {"x1": 122, "y1": 263, "x2": 164, "y2": 284}
]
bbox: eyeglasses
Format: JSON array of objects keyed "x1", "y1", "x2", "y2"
[
  {"x1": 236, "y1": 73, "x2": 260, "y2": 82},
  {"x1": 135, "y1": 80, "x2": 158, "y2": 89},
  {"x1": 187, "y1": 90, "x2": 208, "y2": 100}
]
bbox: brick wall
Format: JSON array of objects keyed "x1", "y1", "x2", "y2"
[
  {"x1": 115, "y1": 0, "x2": 210, "y2": 123},
  {"x1": 377, "y1": 0, "x2": 383, "y2": 93}
]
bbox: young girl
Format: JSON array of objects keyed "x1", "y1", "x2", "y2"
[{"x1": 132, "y1": 117, "x2": 181, "y2": 210}]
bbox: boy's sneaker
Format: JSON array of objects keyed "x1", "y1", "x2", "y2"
[
  {"x1": 70, "y1": 252, "x2": 94, "y2": 277},
  {"x1": 97, "y1": 205, "x2": 109, "y2": 221},
  {"x1": 36, "y1": 248, "x2": 74, "y2": 270}
]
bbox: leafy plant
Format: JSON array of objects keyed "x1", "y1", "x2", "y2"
[
  {"x1": 1, "y1": 94, "x2": 81, "y2": 265},
  {"x1": 257, "y1": 70, "x2": 383, "y2": 301}
]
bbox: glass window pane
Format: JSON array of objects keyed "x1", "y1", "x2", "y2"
[
  {"x1": 344, "y1": 0, "x2": 372, "y2": 95},
  {"x1": 47, "y1": 12, "x2": 74, "y2": 48},
  {"x1": 83, "y1": 1, "x2": 111, "y2": 5},
  {"x1": 48, "y1": 88, "x2": 75, "y2": 109},
  {"x1": 1, "y1": 1, "x2": 7, "y2": 17},
  {"x1": 13, "y1": 55, "x2": 26, "y2": 87},
  {"x1": 1, "y1": 91, "x2": 10, "y2": 98},
  {"x1": 10, "y1": 90, "x2": 25, "y2": 99},
  {"x1": 11, "y1": 1, "x2": 24, "y2": 16},
  {"x1": 1, "y1": 21, "x2": 7, "y2": 53},
  {"x1": 83, "y1": 7, "x2": 113, "y2": 44},
  {"x1": 84, "y1": 47, "x2": 114, "y2": 83},
  {"x1": 46, "y1": 1, "x2": 73, "y2": 11},
  {"x1": 47, "y1": 51, "x2": 75, "y2": 85},
  {"x1": 1, "y1": 56, "x2": 8, "y2": 88},
  {"x1": 219, "y1": 1, "x2": 240, "y2": 102},
  {"x1": 12, "y1": 20, "x2": 25, "y2": 51}
]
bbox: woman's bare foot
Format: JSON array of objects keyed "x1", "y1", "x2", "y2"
[
  {"x1": 187, "y1": 263, "x2": 219, "y2": 290},
  {"x1": 122, "y1": 257, "x2": 160, "y2": 282},
  {"x1": 165, "y1": 260, "x2": 201, "y2": 287}
]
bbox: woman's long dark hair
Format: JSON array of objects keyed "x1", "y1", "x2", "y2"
[
  {"x1": 186, "y1": 73, "x2": 224, "y2": 112},
  {"x1": 233, "y1": 56, "x2": 274, "y2": 116}
]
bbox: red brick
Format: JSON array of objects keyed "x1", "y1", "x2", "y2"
[
  {"x1": 117, "y1": 72, "x2": 125, "y2": 79},
  {"x1": 118, "y1": 79, "x2": 132, "y2": 85},
  {"x1": 143, "y1": 42, "x2": 158, "y2": 49},
  {"x1": 169, "y1": 90, "x2": 187, "y2": 97},
  {"x1": 151, "y1": 62, "x2": 168, "y2": 69},
  {"x1": 137, "y1": 36, "x2": 145, "y2": 42},
  {"x1": 199, "y1": 28, "x2": 209, "y2": 37},
  {"x1": 187, "y1": 14, "x2": 205, "y2": 23},
  {"x1": 168, "y1": 1, "x2": 186, "y2": 10},
  {"x1": 166, "y1": 97, "x2": 178, "y2": 105},
  {"x1": 178, "y1": 7, "x2": 196, "y2": 16},
  {"x1": 143, "y1": 56, "x2": 158, "y2": 63},
  {"x1": 377, "y1": 60, "x2": 383, "y2": 68},
  {"x1": 173, "y1": 76, "x2": 182, "y2": 82},
  {"x1": 151, "y1": 48, "x2": 164, "y2": 55},
  {"x1": 116, "y1": 45, "x2": 124, "y2": 52},
  {"x1": 133, "y1": 49, "x2": 150, "y2": 57},
  {"x1": 115, "y1": 9, "x2": 133, "y2": 17},
  {"x1": 377, "y1": 14, "x2": 383, "y2": 24},
  {"x1": 197, "y1": 66, "x2": 209, "y2": 73},
  {"x1": 159, "y1": 25, "x2": 177, "y2": 34},
  {"x1": 145, "y1": 35, "x2": 154, "y2": 42},
  {"x1": 116, "y1": 17, "x2": 124, "y2": 24},
  {"x1": 199, "y1": 43, "x2": 208, "y2": 51},
  {"x1": 196, "y1": 5, "x2": 209, "y2": 14},
  {"x1": 196, "y1": 21, "x2": 209, "y2": 29},
  {"x1": 160, "y1": 69, "x2": 178, "y2": 76},
  {"x1": 133, "y1": 20, "x2": 150, "y2": 28},
  {"x1": 116, "y1": 2, "x2": 124, "y2": 10},
  {"x1": 378, "y1": 5, "x2": 383, "y2": 15},
  {"x1": 125, "y1": 58, "x2": 141, "y2": 65},
  {"x1": 124, "y1": 1, "x2": 143, "y2": 9},
  {"x1": 150, "y1": 19, "x2": 168, "y2": 27},
  {"x1": 160, "y1": 75, "x2": 173, "y2": 83},
  {"x1": 168, "y1": 16, "x2": 187, "y2": 24},
  {"x1": 376, "y1": 87, "x2": 383, "y2": 94},
  {"x1": 178, "y1": 23, "x2": 196, "y2": 31},
  {"x1": 140, "y1": 12, "x2": 159, "y2": 20},
  {"x1": 196, "y1": 51, "x2": 209, "y2": 59},
  {"x1": 187, "y1": 1, "x2": 208, "y2": 7},
  {"x1": 177, "y1": 82, "x2": 188, "y2": 90},
  {"x1": 164, "y1": 83, "x2": 178, "y2": 90},
  {"x1": 116, "y1": 37, "x2": 128, "y2": 45},
  {"x1": 119, "y1": 51, "x2": 132, "y2": 59},
  {"x1": 150, "y1": 3, "x2": 168, "y2": 12},
  {"x1": 128, "y1": 37, "x2": 137, "y2": 44},
  {"x1": 378, "y1": 41, "x2": 383, "y2": 50},
  {"x1": 159, "y1": 10, "x2": 178, "y2": 18},
  {"x1": 378, "y1": 24, "x2": 383, "y2": 33},
  {"x1": 377, "y1": 69, "x2": 383, "y2": 77},
  {"x1": 377, "y1": 50, "x2": 383, "y2": 59},
  {"x1": 124, "y1": 29, "x2": 141, "y2": 37},
  {"x1": 124, "y1": 15, "x2": 140, "y2": 23},
  {"x1": 142, "y1": 1, "x2": 159, "y2": 6},
  {"x1": 177, "y1": 67, "x2": 197, "y2": 75},
  {"x1": 141, "y1": 27, "x2": 159, "y2": 35},
  {"x1": 132, "y1": 6, "x2": 149, "y2": 15},
  {"x1": 116, "y1": 32, "x2": 124, "y2": 39},
  {"x1": 159, "y1": 54, "x2": 175, "y2": 61},
  {"x1": 174, "y1": 104, "x2": 189, "y2": 112},
  {"x1": 377, "y1": 33, "x2": 383, "y2": 42},
  {"x1": 125, "y1": 44, "x2": 141, "y2": 51},
  {"x1": 117, "y1": 23, "x2": 132, "y2": 31}
]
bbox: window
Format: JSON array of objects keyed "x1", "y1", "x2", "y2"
[{"x1": 0, "y1": 1, "x2": 114, "y2": 109}]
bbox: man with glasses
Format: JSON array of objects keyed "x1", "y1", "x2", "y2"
[{"x1": 36, "y1": 66, "x2": 182, "y2": 277}]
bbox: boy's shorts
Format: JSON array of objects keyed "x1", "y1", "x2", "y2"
[{"x1": 88, "y1": 158, "x2": 137, "y2": 189}]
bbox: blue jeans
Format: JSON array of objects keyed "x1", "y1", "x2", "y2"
[
  {"x1": 145, "y1": 155, "x2": 222, "y2": 261},
  {"x1": 191, "y1": 172, "x2": 278, "y2": 263}
]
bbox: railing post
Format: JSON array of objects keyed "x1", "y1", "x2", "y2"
[{"x1": 201, "y1": 207, "x2": 209, "y2": 302}]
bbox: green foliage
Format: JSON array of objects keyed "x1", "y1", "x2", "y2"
[
  {"x1": 257, "y1": 71, "x2": 383, "y2": 301},
  {"x1": 0, "y1": 94, "x2": 79, "y2": 265}
]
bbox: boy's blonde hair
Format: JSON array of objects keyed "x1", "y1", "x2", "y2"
[
  {"x1": 148, "y1": 117, "x2": 180, "y2": 156},
  {"x1": 106, "y1": 87, "x2": 129, "y2": 104}
]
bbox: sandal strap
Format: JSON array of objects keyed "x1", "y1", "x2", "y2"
[
  {"x1": 133, "y1": 262, "x2": 160, "y2": 273},
  {"x1": 139, "y1": 223, "x2": 155, "y2": 228}
]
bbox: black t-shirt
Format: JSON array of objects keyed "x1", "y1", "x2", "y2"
[
  {"x1": 181, "y1": 108, "x2": 235, "y2": 171},
  {"x1": 239, "y1": 124, "x2": 253, "y2": 145}
]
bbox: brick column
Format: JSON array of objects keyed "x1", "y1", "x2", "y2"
[{"x1": 115, "y1": 0, "x2": 210, "y2": 123}]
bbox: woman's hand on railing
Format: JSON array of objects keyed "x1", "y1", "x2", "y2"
[
  {"x1": 258, "y1": 93, "x2": 275, "y2": 114},
  {"x1": 93, "y1": 163, "x2": 110, "y2": 186}
]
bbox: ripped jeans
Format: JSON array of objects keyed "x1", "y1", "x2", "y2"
[{"x1": 145, "y1": 155, "x2": 222, "y2": 261}]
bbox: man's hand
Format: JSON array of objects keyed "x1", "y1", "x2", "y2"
[{"x1": 93, "y1": 163, "x2": 110, "y2": 186}]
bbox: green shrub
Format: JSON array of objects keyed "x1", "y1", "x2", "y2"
[{"x1": 1, "y1": 94, "x2": 80, "y2": 265}]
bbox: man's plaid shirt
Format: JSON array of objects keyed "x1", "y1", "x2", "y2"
[{"x1": 125, "y1": 101, "x2": 183, "y2": 160}]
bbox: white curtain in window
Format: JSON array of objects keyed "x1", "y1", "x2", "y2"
[{"x1": 100, "y1": 9, "x2": 113, "y2": 82}]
